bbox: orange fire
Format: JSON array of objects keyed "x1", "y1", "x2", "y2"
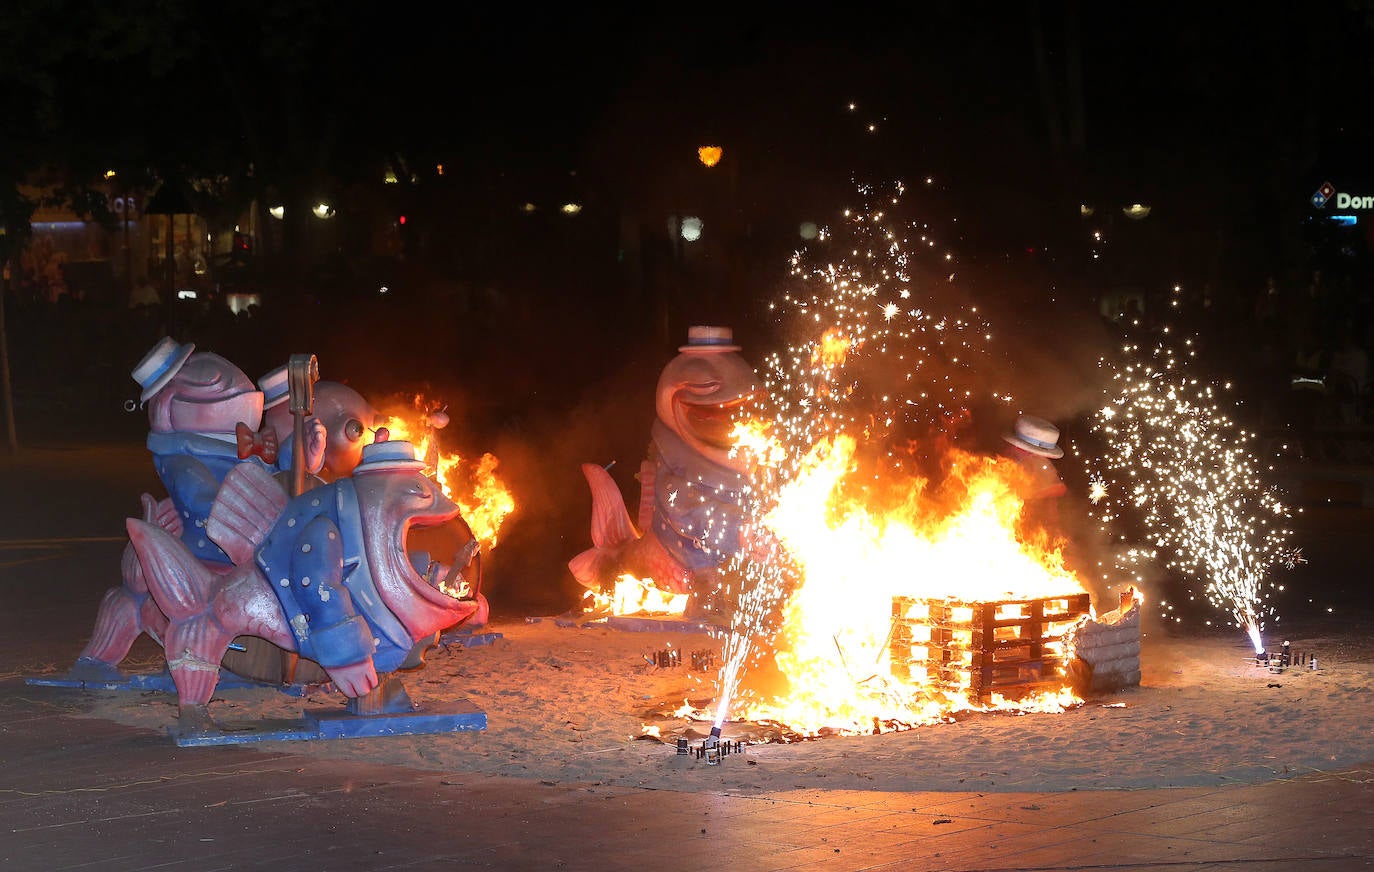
[
  {"x1": 812, "y1": 327, "x2": 853, "y2": 367},
  {"x1": 584, "y1": 574, "x2": 689, "y2": 617},
  {"x1": 376, "y1": 396, "x2": 515, "y2": 551},
  {"x1": 724, "y1": 429, "x2": 1093, "y2": 735}
]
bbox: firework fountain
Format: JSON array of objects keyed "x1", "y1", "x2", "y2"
[{"x1": 1086, "y1": 290, "x2": 1298, "y2": 655}]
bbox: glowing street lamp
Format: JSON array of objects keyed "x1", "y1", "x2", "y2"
[{"x1": 698, "y1": 146, "x2": 723, "y2": 168}]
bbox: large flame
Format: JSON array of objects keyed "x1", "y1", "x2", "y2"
[
  {"x1": 688, "y1": 181, "x2": 1111, "y2": 738},
  {"x1": 584, "y1": 574, "x2": 689, "y2": 617},
  {"x1": 725, "y1": 428, "x2": 1092, "y2": 736},
  {"x1": 377, "y1": 395, "x2": 515, "y2": 551}
]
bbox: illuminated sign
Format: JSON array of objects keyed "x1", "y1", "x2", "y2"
[
  {"x1": 1311, "y1": 181, "x2": 1336, "y2": 208},
  {"x1": 1311, "y1": 181, "x2": 1374, "y2": 210},
  {"x1": 1335, "y1": 193, "x2": 1374, "y2": 209}
]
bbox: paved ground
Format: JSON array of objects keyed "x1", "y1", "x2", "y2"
[{"x1": 3, "y1": 443, "x2": 1373, "y2": 871}]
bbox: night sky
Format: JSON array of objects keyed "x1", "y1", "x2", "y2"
[
  {"x1": 10, "y1": 2, "x2": 1372, "y2": 274},
  {"x1": 380, "y1": 4, "x2": 1374, "y2": 291}
]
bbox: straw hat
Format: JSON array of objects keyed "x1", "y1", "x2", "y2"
[
  {"x1": 1003, "y1": 414, "x2": 1064, "y2": 459},
  {"x1": 679, "y1": 325, "x2": 741, "y2": 353},
  {"x1": 258, "y1": 365, "x2": 289, "y2": 410},
  {"x1": 352, "y1": 439, "x2": 427, "y2": 473},
  {"x1": 131, "y1": 336, "x2": 195, "y2": 402}
]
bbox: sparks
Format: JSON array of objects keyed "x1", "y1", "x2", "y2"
[{"x1": 1087, "y1": 292, "x2": 1293, "y2": 653}]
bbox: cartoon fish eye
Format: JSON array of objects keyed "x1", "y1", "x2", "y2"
[
  {"x1": 344, "y1": 419, "x2": 364, "y2": 442},
  {"x1": 406, "y1": 483, "x2": 433, "y2": 501},
  {"x1": 684, "y1": 380, "x2": 723, "y2": 396}
]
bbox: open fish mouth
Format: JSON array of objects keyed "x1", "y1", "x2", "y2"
[
  {"x1": 680, "y1": 394, "x2": 759, "y2": 450},
  {"x1": 424, "y1": 538, "x2": 480, "y2": 600},
  {"x1": 404, "y1": 513, "x2": 479, "y2": 604}
]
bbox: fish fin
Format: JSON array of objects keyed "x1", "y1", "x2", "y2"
[
  {"x1": 207, "y1": 463, "x2": 288, "y2": 566},
  {"x1": 127, "y1": 518, "x2": 214, "y2": 620},
  {"x1": 568, "y1": 547, "x2": 615, "y2": 589},
  {"x1": 140, "y1": 493, "x2": 183, "y2": 537},
  {"x1": 581, "y1": 462, "x2": 639, "y2": 549}
]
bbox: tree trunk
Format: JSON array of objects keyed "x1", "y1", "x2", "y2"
[{"x1": 0, "y1": 256, "x2": 18, "y2": 453}]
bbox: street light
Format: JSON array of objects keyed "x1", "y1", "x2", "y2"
[{"x1": 698, "y1": 146, "x2": 723, "y2": 168}]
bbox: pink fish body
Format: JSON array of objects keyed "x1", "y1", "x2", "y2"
[
  {"x1": 571, "y1": 327, "x2": 759, "y2": 596},
  {"x1": 147, "y1": 351, "x2": 263, "y2": 436}
]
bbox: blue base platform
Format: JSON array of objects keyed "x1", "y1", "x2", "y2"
[
  {"x1": 26, "y1": 668, "x2": 314, "y2": 697},
  {"x1": 437, "y1": 629, "x2": 503, "y2": 648},
  {"x1": 604, "y1": 615, "x2": 719, "y2": 634},
  {"x1": 170, "y1": 699, "x2": 487, "y2": 747}
]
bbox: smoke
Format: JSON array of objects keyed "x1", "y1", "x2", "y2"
[
  {"x1": 476, "y1": 336, "x2": 666, "y2": 616},
  {"x1": 956, "y1": 260, "x2": 1117, "y2": 427}
]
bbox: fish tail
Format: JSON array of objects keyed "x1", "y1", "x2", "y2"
[
  {"x1": 582, "y1": 463, "x2": 639, "y2": 549},
  {"x1": 126, "y1": 518, "x2": 216, "y2": 621},
  {"x1": 162, "y1": 613, "x2": 235, "y2": 706}
]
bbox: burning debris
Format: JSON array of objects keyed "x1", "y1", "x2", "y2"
[
  {"x1": 583, "y1": 575, "x2": 689, "y2": 618},
  {"x1": 890, "y1": 593, "x2": 1093, "y2": 704}
]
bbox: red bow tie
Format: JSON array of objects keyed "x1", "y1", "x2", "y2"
[{"x1": 236, "y1": 422, "x2": 279, "y2": 464}]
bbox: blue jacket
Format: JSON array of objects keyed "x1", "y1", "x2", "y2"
[
  {"x1": 253, "y1": 479, "x2": 416, "y2": 671},
  {"x1": 147, "y1": 431, "x2": 272, "y2": 564},
  {"x1": 648, "y1": 420, "x2": 749, "y2": 572}
]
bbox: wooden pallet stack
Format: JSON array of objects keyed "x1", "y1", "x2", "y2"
[{"x1": 890, "y1": 593, "x2": 1093, "y2": 703}]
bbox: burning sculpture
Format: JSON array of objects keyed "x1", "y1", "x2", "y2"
[
  {"x1": 570, "y1": 326, "x2": 759, "y2": 613},
  {"x1": 128, "y1": 442, "x2": 482, "y2": 733},
  {"x1": 62, "y1": 339, "x2": 505, "y2": 740},
  {"x1": 74, "y1": 340, "x2": 395, "y2": 679},
  {"x1": 673, "y1": 184, "x2": 1145, "y2": 741}
]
